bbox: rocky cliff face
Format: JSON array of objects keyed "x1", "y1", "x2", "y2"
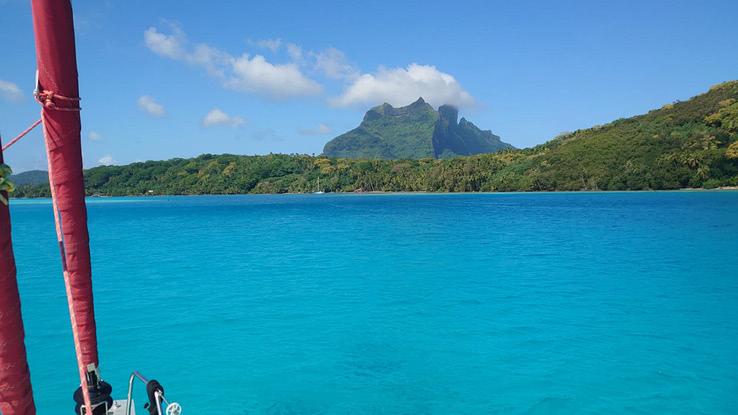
[
  {"x1": 438, "y1": 105, "x2": 459, "y2": 126},
  {"x1": 323, "y1": 98, "x2": 514, "y2": 159}
]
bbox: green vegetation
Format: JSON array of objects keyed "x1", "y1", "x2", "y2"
[
  {"x1": 323, "y1": 98, "x2": 513, "y2": 159},
  {"x1": 8, "y1": 169, "x2": 48, "y2": 186},
  {"x1": 502, "y1": 80, "x2": 738, "y2": 191},
  {"x1": 0, "y1": 164, "x2": 14, "y2": 205},
  {"x1": 11, "y1": 81, "x2": 738, "y2": 197}
]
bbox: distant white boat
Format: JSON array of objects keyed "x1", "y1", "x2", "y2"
[{"x1": 313, "y1": 176, "x2": 324, "y2": 194}]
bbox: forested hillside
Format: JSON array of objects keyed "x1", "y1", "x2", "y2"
[
  {"x1": 323, "y1": 98, "x2": 513, "y2": 159},
  {"x1": 8, "y1": 170, "x2": 48, "y2": 186},
  {"x1": 12, "y1": 81, "x2": 738, "y2": 197}
]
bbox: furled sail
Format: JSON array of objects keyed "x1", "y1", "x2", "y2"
[
  {"x1": 0, "y1": 141, "x2": 36, "y2": 415},
  {"x1": 31, "y1": 1, "x2": 109, "y2": 413}
]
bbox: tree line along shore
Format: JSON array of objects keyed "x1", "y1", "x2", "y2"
[{"x1": 12, "y1": 81, "x2": 738, "y2": 197}]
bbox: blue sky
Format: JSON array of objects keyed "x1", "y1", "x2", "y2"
[{"x1": 1, "y1": 0, "x2": 737, "y2": 172}]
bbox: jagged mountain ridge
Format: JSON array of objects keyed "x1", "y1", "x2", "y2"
[
  {"x1": 13, "y1": 81, "x2": 737, "y2": 197},
  {"x1": 323, "y1": 98, "x2": 514, "y2": 159}
]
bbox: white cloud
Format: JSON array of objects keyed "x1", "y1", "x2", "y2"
[
  {"x1": 248, "y1": 38, "x2": 282, "y2": 52},
  {"x1": 97, "y1": 154, "x2": 117, "y2": 165},
  {"x1": 144, "y1": 26, "x2": 321, "y2": 99},
  {"x1": 88, "y1": 131, "x2": 103, "y2": 141},
  {"x1": 137, "y1": 95, "x2": 165, "y2": 117},
  {"x1": 287, "y1": 44, "x2": 357, "y2": 80},
  {"x1": 225, "y1": 54, "x2": 323, "y2": 98},
  {"x1": 0, "y1": 80, "x2": 23, "y2": 102},
  {"x1": 186, "y1": 44, "x2": 233, "y2": 77},
  {"x1": 311, "y1": 48, "x2": 359, "y2": 80},
  {"x1": 142, "y1": 26, "x2": 475, "y2": 107},
  {"x1": 144, "y1": 26, "x2": 185, "y2": 59},
  {"x1": 299, "y1": 123, "x2": 332, "y2": 135},
  {"x1": 330, "y1": 63, "x2": 476, "y2": 109},
  {"x1": 202, "y1": 109, "x2": 246, "y2": 128},
  {"x1": 286, "y1": 43, "x2": 305, "y2": 65}
]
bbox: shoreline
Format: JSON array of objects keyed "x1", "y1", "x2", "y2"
[
  {"x1": 355, "y1": 186, "x2": 738, "y2": 194},
  {"x1": 10, "y1": 186, "x2": 738, "y2": 200}
]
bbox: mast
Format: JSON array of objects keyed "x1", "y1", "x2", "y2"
[
  {"x1": 0, "y1": 140, "x2": 36, "y2": 415},
  {"x1": 30, "y1": 1, "x2": 111, "y2": 413}
]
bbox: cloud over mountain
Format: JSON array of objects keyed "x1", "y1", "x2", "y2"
[
  {"x1": 143, "y1": 24, "x2": 476, "y2": 108},
  {"x1": 331, "y1": 64, "x2": 476, "y2": 109}
]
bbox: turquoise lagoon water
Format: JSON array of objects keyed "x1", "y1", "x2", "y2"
[{"x1": 8, "y1": 192, "x2": 738, "y2": 414}]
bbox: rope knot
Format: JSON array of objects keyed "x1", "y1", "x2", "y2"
[
  {"x1": 35, "y1": 90, "x2": 81, "y2": 111},
  {"x1": 44, "y1": 91, "x2": 56, "y2": 108}
]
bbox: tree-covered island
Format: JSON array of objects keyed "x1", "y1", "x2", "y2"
[{"x1": 12, "y1": 81, "x2": 738, "y2": 197}]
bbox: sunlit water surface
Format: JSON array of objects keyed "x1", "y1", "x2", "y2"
[{"x1": 9, "y1": 192, "x2": 738, "y2": 414}]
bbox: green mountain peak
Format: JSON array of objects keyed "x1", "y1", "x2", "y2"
[{"x1": 324, "y1": 99, "x2": 513, "y2": 159}]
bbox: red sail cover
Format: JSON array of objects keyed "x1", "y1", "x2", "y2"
[
  {"x1": 31, "y1": 0, "x2": 99, "y2": 375},
  {"x1": 0, "y1": 143, "x2": 36, "y2": 414}
]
